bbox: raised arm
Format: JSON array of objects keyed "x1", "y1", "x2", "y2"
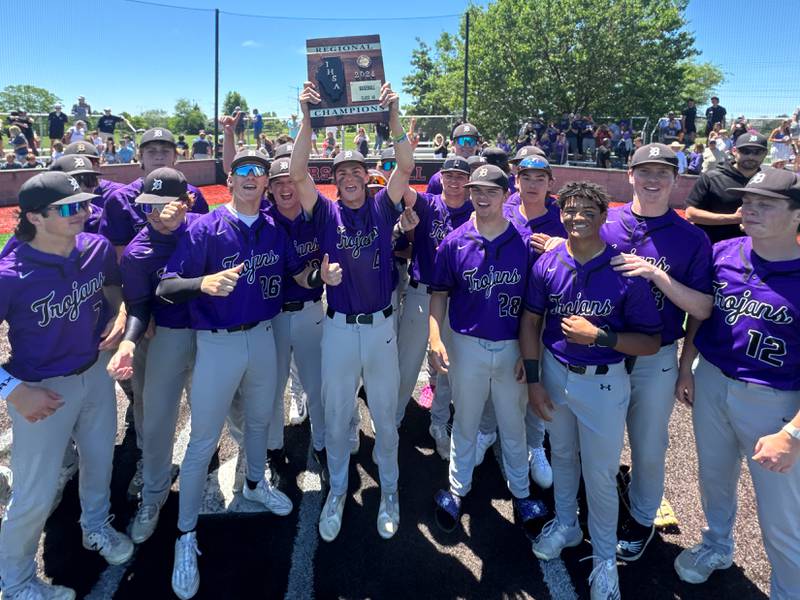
[
  {"x1": 289, "y1": 82, "x2": 323, "y2": 215},
  {"x1": 221, "y1": 112, "x2": 241, "y2": 173},
  {"x1": 382, "y1": 83, "x2": 415, "y2": 208}
]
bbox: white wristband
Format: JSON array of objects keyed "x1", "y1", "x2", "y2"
[{"x1": 0, "y1": 367, "x2": 22, "y2": 402}]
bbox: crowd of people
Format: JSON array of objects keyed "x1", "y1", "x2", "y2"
[{"x1": 0, "y1": 81, "x2": 799, "y2": 600}]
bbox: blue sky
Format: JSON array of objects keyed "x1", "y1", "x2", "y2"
[{"x1": 2, "y1": 0, "x2": 797, "y2": 120}]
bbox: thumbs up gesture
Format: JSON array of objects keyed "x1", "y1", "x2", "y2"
[
  {"x1": 201, "y1": 263, "x2": 244, "y2": 296},
  {"x1": 320, "y1": 253, "x2": 343, "y2": 286}
]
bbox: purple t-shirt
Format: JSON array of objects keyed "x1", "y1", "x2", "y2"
[
  {"x1": 503, "y1": 200, "x2": 566, "y2": 240},
  {"x1": 99, "y1": 177, "x2": 209, "y2": 246},
  {"x1": 267, "y1": 202, "x2": 323, "y2": 304},
  {"x1": 162, "y1": 208, "x2": 304, "y2": 329},
  {"x1": 695, "y1": 237, "x2": 800, "y2": 390},
  {"x1": 120, "y1": 213, "x2": 200, "y2": 329},
  {"x1": 526, "y1": 244, "x2": 662, "y2": 365},
  {"x1": 601, "y1": 203, "x2": 713, "y2": 345},
  {"x1": 311, "y1": 189, "x2": 400, "y2": 314},
  {"x1": 411, "y1": 192, "x2": 474, "y2": 285},
  {"x1": 432, "y1": 220, "x2": 533, "y2": 341},
  {"x1": 0, "y1": 233, "x2": 121, "y2": 381}
]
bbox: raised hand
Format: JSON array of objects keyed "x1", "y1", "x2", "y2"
[
  {"x1": 158, "y1": 200, "x2": 188, "y2": 232},
  {"x1": 299, "y1": 81, "x2": 321, "y2": 118},
  {"x1": 320, "y1": 253, "x2": 343, "y2": 286},
  {"x1": 201, "y1": 263, "x2": 244, "y2": 297},
  {"x1": 399, "y1": 206, "x2": 419, "y2": 232}
]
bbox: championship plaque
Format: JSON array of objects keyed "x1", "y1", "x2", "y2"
[{"x1": 306, "y1": 35, "x2": 389, "y2": 128}]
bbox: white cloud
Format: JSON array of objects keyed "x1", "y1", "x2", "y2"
[{"x1": 241, "y1": 40, "x2": 262, "y2": 48}]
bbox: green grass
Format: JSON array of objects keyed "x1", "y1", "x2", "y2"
[{"x1": 0, "y1": 233, "x2": 10, "y2": 248}]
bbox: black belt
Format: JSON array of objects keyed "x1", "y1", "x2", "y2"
[
  {"x1": 556, "y1": 356, "x2": 610, "y2": 375},
  {"x1": 66, "y1": 355, "x2": 98, "y2": 377},
  {"x1": 326, "y1": 305, "x2": 393, "y2": 325},
  {"x1": 282, "y1": 299, "x2": 320, "y2": 313},
  {"x1": 210, "y1": 321, "x2": 260, "y2": 333}
]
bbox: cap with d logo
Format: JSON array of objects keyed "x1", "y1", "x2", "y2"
[
  {"x1": 50, "y1": 155, "x2": 101, "y2": 176},
  {"x1": 630, "y1": 143, "x2": 678, "y2": 170},
  {"x1": 19, "y1": 171, "x2": 98, "y2": 212},
  {"x1": 269, "y1": 158, "x2": 291, "y2": 180},
  {"x1": 332, "y1": 149, "x2": 366, "y2": 172},
  {"x1": 273, "y1": 142, "x2": 294, "y2": 159},
  {"x1": 517, "y1": 156, "x2": 552, "y2": 173},
  {"x1": 464, "y1": 164, "x2": 509, "y2": 191},
  {"x1": 727, "y1": 168, "x2": 800, "y2": 202},
  {"x1": 453, "y1": 122, "x2": 480, "y2": 139},
  {"x1": 139, "y1": 127, "x2": 177, "y2": 148},
  {"x1": 441, "y1": 156, "x2": 470, "y2": 174},
  {"x1": 734, "y1": 132, "x2": 768, "y2": 150},
  {"x1": 64, "y1": 141, "x2": 100, "y2": 158},
  {"x1": 136, "y1": 167, "x2": 188, "y2": 204},
  {"x1": 510, "y1": 145, "x2": 545, "y2": 164},
  {"x1": 231, "y1": 149, "x2": 270, "y2": 171}
]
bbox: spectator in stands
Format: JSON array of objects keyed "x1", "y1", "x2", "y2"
[
  {"x1": 286, "y1": 114, "x2": 300, "y2": 140},
  {"x1": 517, "y1": 119, "x2": 536, "y2": 148},
  {"x1": 65, "y1": 120, "x2": 87, "y2": 144},
  {"x1": 553, "y1": 132, "x2": 568, "y2": 164},
  {"x1": 496, "y1": 133, "x2": 511, "y2": 153},
  {"x1": 175, "y1": 135, "x2": 188, "y2": 158},
  {"x1": 681, "y1": 99, "x2": 697, "y2": 144},
  {"x1": 702, "y1": 138, "x2": 726, "y2": 172},
  {"x1": 687, "y1": 142, "x2": 704, "y2": 175},
  {"x1": 96, "y1": 108, "x2": 131, "y2": 142},
  {"x1": 310, "y1": 129, "x2": 320, "y2": 155},
  {"x1": 791, "y1": 110, "x2": 800, "y2": 172},
  {"x1": 768, "y1": 119, "x2": 793, "y2": 164},
  {"x1": 433, "y1": 133, "x2": 448, "y2": 158},
  {"x1": 581, "y1": 115, "x2": 596, "y2": 157},
  {"x1": 627, "y1": 136, "x2": 643, "y2": 166},
  {"x1": 669, "y1": 140, "x2": 688, "y2": 174},
  {"x1": 71, "y1": 95, "x2": 91, "y2": 121},
  {"x1": 594, "y1": 124, "x2": 612, "y2": 148},
  {"x1": 566, "y1": 113, "x2": 581, "y2": 156},
  {"x1": 257, "y1": 134, "x2": 274, "y2": 157},
  {"x1": 686, "y1": 132, "x2": 767, "y2": 243},
  {"x1": 354, "y1": 127, "x2": 370, "y2": 156},
  {"x1": 323, "y1": 130, "x2": 337, "y2": 157},
  {"x1": 47, "y1": 103, "x2": 69, "y2": 144},
  {"x1": 374, "y1": 120, "x2": 390, "y2": 152},
  {"x1": 90, "y1": 130, "x2": 105, "y2": 154},
  {"x1": 1, "y1": 152, "x2": 22, "y2": 170},
  {"x1": 21, "y1": 153, "x2": 43, "y2": 169},
  {"x1": 252, "y1": 108, "x2": 263, "y2": 140},
  {"x1": 8, "y1": 126, "x2": 28, "y2": 162},
  {"x1": 720, "y1": 129, "x2": 734, "y2": 154},
  {"x1": 537, "y1": 132, "x2": 553, "y2": 157},
  {"x1": 595, "y1": 138, "x2": 612, "y2": 168},
  {"x1": 658, "y1": 111, "x2": 682, "y2": 144},
  {"x1": 117, "y1": 139, "x2": 135, "y2": 163},
  {"x1": 233, "y1": 106, "x2": 246, "y2": 143},
  {"x1": 51, "y1": 140, "x2": 64, "y2": 161},
  {"x1": 730, "y1": 115, "x2": 748, "y2": 143},
  {"x1": 191, "y1": 130, "x2": 212, "y2": 159},
  {"x1": 704, "y1": 96, "x2": 726, "y2": 135},
  {"x1": 770, "y1": 156, "x2": 787, "y2": 171},
  {"x1": 8, "y1": 111, "x2": 37, "y2": 155},
  {"x1": 103, "y1": 139, "x2": 118, "y2": 164}
]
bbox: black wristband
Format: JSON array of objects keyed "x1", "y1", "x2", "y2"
[
  {"x1": 523, "y1": 359, "x2": 540, "y2": 384},
  {"x1": 307, "y1": 268, "x2": 323, "y2": 288},
  {"x1": 595, "y1": 329, "x2": 618, "y2": 348}
]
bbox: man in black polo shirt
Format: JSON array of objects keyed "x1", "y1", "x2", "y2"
[
  {"x1": 191, "y1": 131, "x2": 213, "y2": 159},
  {"x1": 97, "y1": 108, "x2": 132, "y2": 142},
  {"x1": 685, "y1": 132, "x2": 767, "y2": 243},
  {"x1": 681, "y1": 99, "x2": 697, "y2": 144},
  {"x1": 705, "y1": 96, "x2": 726, "y2": 136},
  {"x1": 48, "y1": 103, "x2": 69, "y2": 144}
]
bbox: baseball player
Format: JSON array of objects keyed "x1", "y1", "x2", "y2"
[
  {"x1": 426, "y1": 123, "x2": 482, "y2": 195},
  {"x1": 289, "y1": 80, "x2": 417, "y2": 542},
  {"x1": 395, "y1": 156, "x2": 473, "y2": 459},
  {"x1": 480, "y1": 146, "x2": 516, "y2": 193},
  {"x1": 105, "y1": 168, "x2": 200, "y2": 545},
  {"x1": 0, "y1": 172, "x2": 133, "y2": 600},
  {"x1": 156, "y1": 148, "x2": 340, "y2": 599},
  {"x1": 62, "y1": 141, "x2": 124, "y2": 233},
  {"x1": 428, "y1": 164, "x2": 549, "y2": 540},
  {"x1": 604, "y1": 144, "x2": 714, "y2": 561},
  {"x1": 519, "y1": 181, "x2": 662, "y2": 600},
  {"x1": 674, "y1": 168, "x2": 800, "y2": 599}
]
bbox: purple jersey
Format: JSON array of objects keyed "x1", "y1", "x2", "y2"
[
  {"x1": 311, "y1": 188, "x2": 400, "y2": 314},
  {"x1": 120, "y1": 213, "x2": 200, "y2": 329},
  {"x1": 503, "y1": 200, "x2": 566, "y2": 241},
  {"x1": 695, "y1": 237, "x2": 800, "y2": 390},
  {"x1": 411, "y1": 192, "x2": 474, "y2": 285},
  {"x1": 427, "y1": 170, "x2": 516, "y2": 196},
  {"x1": 601, "y1": 203, "x2": 713, "y2": 345},
  {"x1": 526, "y1": 244, "x2": 662, "y2": 365},
  {"x1": 99, "y1": 178, "x2": 209, "y2": 246},
  {"x1": 267, "y1": 202, "x2": 323, "y2": 304},
  {"x1": 432, "y1": 220, "x2": 533, "y2": 341},
  {"x1": 163, "y1": 208, "x2": 304, "y2": 329},
  {"x1": 0, "y1": 233, "x2": 121, "y2": 381},
  {"x1": 85, "y1": 179, "x2": 123, "y2": 233}
]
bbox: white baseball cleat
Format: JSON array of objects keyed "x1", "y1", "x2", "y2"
[
  {"x1": 288, "y1": 393, "x2": 308, "y2": 426},
  {"x1": 319, "y1": 491, "x2": 346, "y2": 542},
  {"x1": 377, "y1": 491, "x2": 400, "y2": 539},
  {"x1": 531, "y1": 517, "x2": 583, "y2": 560},
  {"x1": 82, "y1": 516, "x2": 134, "y2": 565},
  {"x1": 2, "y1": 576, "x2": 75, "y2": 600},
  {"x1": 529, "y1": 446, "x2": 553, "y2": 489},
  {"x1": 587, "y1": 557, "x2": 621, "y2": 600},
  {"x1": 171, "y1": 531, "x2": 201, "y2": 600},
  {"x1": 674, "y1": 543, "x2": 733, "y2": 584},
  {"x1": 475, "y1": 430, "x2": 497, "y2": 466},
  {"x1": 242, "y1": 479, "x2": 293, "y2": 515},
  {"x1": 130, "y1": 503, "x2": 161, "y2": 544}
]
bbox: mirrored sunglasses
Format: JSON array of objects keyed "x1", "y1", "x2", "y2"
[
  {"x1": 455, "y1": 136, "x2": 478, "y2": 147},
  {"x1": 141, "y1": 202, "x2": 170, "y2": 214},
  {"x1": 233, "y1": 164, "x2": 266, "y2": 177},
  {"x1": 50, "y1": 200, "x2": 89, "y2": 217},
  {"x1": 381, "y1": 160, "x2": 397, "y2": 171}
]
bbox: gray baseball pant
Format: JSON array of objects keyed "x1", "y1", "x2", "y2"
[
  {"x1": 0, "y1": 354, "x2": 116, "y2": 595},
  {"x1": 541, "y1": 349, "x2": 630, "y2": 561},
  {"x1": 693, "y1": 356, "x2": 800, "y2": 600},
  {"x1": 479, "y1": 400, "x2": 545, "y2": 448},
  {"x1": 141, "y1": 327, "x2": 195, "y2": 508},
  {"x1": 178, "y1": 322, "x2": 276, "y2": 532},
  {"x1": 626, "y1": 342, "x2": 678, "y2": 525},
  {"x1": 322, "y1": 310, "x2": 400, "y2": 496},
  {"x1": 268, "y1": 300, "x2": 325, "y2": 452},
  {"x1": 448, "y1": 332, "x2": 529, "y2": 499}
]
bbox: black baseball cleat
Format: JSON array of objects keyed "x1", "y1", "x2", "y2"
[{"x1": 616, "y1": 513, "x2": 656, "y2": 562}]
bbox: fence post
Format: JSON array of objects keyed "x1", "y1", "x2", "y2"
[
  {"x1": 213, "y1": 8, "x2": 220, "y2": 159},
  {"x1": 462, "y1": 11, "x2": 470, "y2": 123}
]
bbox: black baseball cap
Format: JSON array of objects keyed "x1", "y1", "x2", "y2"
[
  {"x1": 629, "y1": 143, "x2": 678, "y2": 170},
  {"x1": 231, "y1": 149, "x2": 270, "y2": 171},
  {"x1": 64, "y1": 141, "x2": 100, "y2": 158},
  {"x1": 139, "y1": 127, "x2": 176, "y2": 147},
  {"x1": 464, "y1": 164, "x2": 509, "y2": 191},
  {"x1": 452, "y1": 123, "x2": 480, "y2": 139},
  {"x1": 332, "y1": 149, "x2": 366, "y2": 172},
  {"x1": 440, "y1": 156, "x2": 470, "y2": 174},
  {"x1": 481, "y1": 146, "x2": 509, "y2": 169},
  {"x1": 50, "y1": 155, "x2": 101, "y2": 176},
  {"x1": 517, "y1": 156, "x2": 552, "y2": 174},
  {"x1": 734, "y1": 132, "x2": 768, "y2": 151},
  {"x1": 19, "y1": 171, "x2": 98, "y2": 211},
  {"x1": 467, "y1": 155, "x2": 487, "y2": 169},
  {"x1": 273, "y1": 142, "x2": 294, "y2": 159},
  {"x1": 728, "y1": 168, "x2": 800, "y2": 202},
  {"x1": 269, "y1": 158, "x2": 291, "y2": 180},
  {"x1": 380, "y1": 147, "x2": 396, "y2": 161},
  {"x1": 136, "y1": 167, "x2": 188, "y2": 204},
  {"x1": 510, "y1": 145, "x2": 545, "y2": 164}
]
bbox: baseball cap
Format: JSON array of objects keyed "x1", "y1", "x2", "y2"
[
  {"x1": 629, "y1": 143, "x2": 678, "y2": 170},
  {"x1": 273, "y1": 142, "x2": 294, "y2": 159},
  {"x1": 139, "y1": 127, "x2": 177, "y2": 148},
  {"x1": 517, "y1": 156, "x2": 552, "y2": 173},
  {"x1": 230, "y1": 148, "x2": 270, "y2": 171},
  {"x1": 452, "y1": 123, "x2": 480, "y2": 139},
  {"x1": 510, "y1": 145, "x2": 546, "y2": 164},
  {"x1": 332, "y1": 149, "x2": 366, "y2": 172},
  {"x1": 481, "y1": 146, "x2": 509, "y2": 169},
  {"x1": 366, "y1": 169, "x2": 387, "y2": 189},
  {"x1": 380, "y1": 147, "x2": 396, "y2": 161},
  {"x1": 49, "y1": 155, "x2": 101, "y2": 176},
  {"x1": 464, "y1": 164, "x2": 509, "y2": 191},
  {"x1": 54, "y1": 103, "x2": 62, "y2": 109},
  {"x1": 735, "y1": 132, "x2": 768, "y2": 151},
  {"x1": 136, "y1": 167, "x2": 188, "y2": 204},
  {"x1": 19, "y1": 171, "x2": 98, "y2": 211},
  {"x1": 440, "y1": 156, "x2": 470, "y2": 174},
  {"x1": 269, "y1": 158, "x2": 291, "y2": 180},
  {"x1": 64, "y1": 141, "x2": 100, "y2": 158},
  {"x1": 467, "y1": 155, "x2": 487, "y2": 169},
  {"x1": 727, "y1": 168, "x2": 800, "y2": 202}
]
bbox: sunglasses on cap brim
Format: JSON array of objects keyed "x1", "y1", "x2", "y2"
[
  {"x1": 455, "y1": 136, "x2": 478, "y2": 147},
  {"x1": 49, "y1": 200, "x2": 89, "y2": 217},
  {"x1": 233, "y1": 164, "x2": 266, "y2": 177},
  {"x1": 381, "y1": 160, "x2": 397, "y2": 171}
]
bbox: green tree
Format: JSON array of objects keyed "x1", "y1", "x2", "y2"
[
  {"x1": 0, "y1": 84, "x2": 62, "y2": 113},
  {"x1": 169, "y1": 98, "x2": 209, "y2": 134},
  {"x1": 223, "y1": 91, "x2": 248, "y2": 116},
  {"x1": 405, "y1": 0, "x2": 722, "y2": 138},
  {"x1": 680, "y1": 61, "x2": 725, "y2": 107},
  {"x1": 136, "y1": 109, "x2": 170, "y2": 130}
]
